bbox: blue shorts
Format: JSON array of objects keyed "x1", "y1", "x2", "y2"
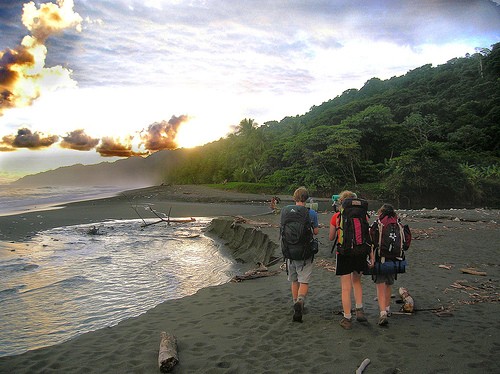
[{"x1": 287, "y1": 258, "x2": 313, "y2": 283}]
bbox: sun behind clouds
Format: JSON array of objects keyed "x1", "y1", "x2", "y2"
[{"x1": 174, "y1": 116, "x2": 230, "y2": 149}]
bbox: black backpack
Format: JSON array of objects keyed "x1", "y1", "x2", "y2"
[
  {"x1": 336, "y1": 198, "x2": 372, "y2": 256},
  {"x1": 280, "y1": 205, "x2": 315, "y2": 261},
  {"x1": 371, "y1": 216, "x2": 411, "y2": 260}
]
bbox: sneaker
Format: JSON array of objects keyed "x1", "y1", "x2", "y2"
[
  {"x1": 292, "y1": 301, "x2": 303, "y2": 323},
  {"x1": 378, "y1": 314, "x2": 388, "y2": 326},
  {"x1": 355, "y1": 308, "x2": 367, "y2": 322},
  {"x1": 386, "y1": 311, "x2": 392, "y2": 317},
  {"x1": 339, "y1": 317, "x2": 352, "y2": 330}
]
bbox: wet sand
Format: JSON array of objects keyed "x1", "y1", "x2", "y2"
[{"x1": 0, "y1": 185, "x2": 498, "y2": 373}]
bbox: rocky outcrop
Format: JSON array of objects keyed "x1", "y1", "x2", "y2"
[{"x1": 206, "y1": 218, "x2": 278, "y2": 265}]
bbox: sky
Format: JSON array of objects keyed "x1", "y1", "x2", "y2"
[{"x1": 0, "y1": 0, "x2": 499, "y2": 183}]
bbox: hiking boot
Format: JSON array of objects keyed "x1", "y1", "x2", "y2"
[
  {"x1": 378, "y1": 314, "x2": 388, "y2": 326},
  {"x1": 339, "y1": 317, "x2": 352, "y2": 330},
  {"x1": 355, "y1": 308, "x2": 367, "y2": 322},
  {"x1": 292, "y1": 301, "x2": 303, "y2": 323}
]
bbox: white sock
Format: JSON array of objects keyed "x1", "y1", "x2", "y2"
[
  {"x1": 355, "y1": 304, "x2": 363, "y2": 309},
  {"x1": 380, "y1": 311, "x2": 388, "y2": 317},
  {"x1": 344, "y1": 313, "x2": 352, "y2": 320}
]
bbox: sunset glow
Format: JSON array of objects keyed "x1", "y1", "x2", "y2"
[
  {"x1": 175, "y1": 117, "x2": 225, "y2": 149},
  {"x1": 0, "y1": 0, "x2": 498, "y2": 181}
]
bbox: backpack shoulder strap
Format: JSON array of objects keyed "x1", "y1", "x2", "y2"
[{"x1": 376, "y1": 219, "x2": 384, "y2": 252}]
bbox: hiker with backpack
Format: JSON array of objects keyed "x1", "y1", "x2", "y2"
[
  {"x1": 329, "y1": 190, "x2": 373, "y2": 330},
  {"x1": 369, "y1": 203, "x2": 411, "y2": 326},
  {"x1": 280, "y1": 186, "x2": 319, "y2": 323}
]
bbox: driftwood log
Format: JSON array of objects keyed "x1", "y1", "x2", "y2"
[
  {"x1": 231, "y1": 269, "x2": 281, "y2": 282},
  {"x1": 460, "y1": 268, "x2": 487, "y2": 276},
  {"x1": 355, "y1": 358, "x2": 371, "y2": 374},
  {"x1": 158, "y1": 332, "x2": 179, "y2": 373},
  {"x1": 231, "y1": 263, "x2": 281, "y2": 282},
  {"x1": 399, "y1": 287, "x2": 414, "y2": 313},
  {"x1": 131, "y1": 204, "x2": 195, "y2": 227},
  {"x1": 231, "y1": 215, "x2": 279, "y2": 227}
]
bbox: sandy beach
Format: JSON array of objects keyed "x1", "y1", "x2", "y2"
[{"x1": 0, "y1": 185, "x2": 499, "y2": 373}]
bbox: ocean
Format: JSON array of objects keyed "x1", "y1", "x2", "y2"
[
  {"x1": 0, "y1": 186, "x2": 241, "y2": 357},
  {"x1": 0, "y1": 185, "x2": 126, "y2": 216}
]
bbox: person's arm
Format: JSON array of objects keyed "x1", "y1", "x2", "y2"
[
  {"x1": 313, "y1": 212, "x2": 319, "y2": 235},
  {"x1": 329, "y1": 213, "x2": 338, "y2": 241},
  {"x1": 311, "y1": 210, "x2": 319, "y2": 235},
  {"x1": 368, "y1": 247, "x2": 375, "y2": 268},
  {"x1": 329, "y1": 223, "x2": 336, "y2": 241}
]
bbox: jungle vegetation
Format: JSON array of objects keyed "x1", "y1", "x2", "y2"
[{"x1": 164, "y1": 42, "x2": 500, "y2": 208}]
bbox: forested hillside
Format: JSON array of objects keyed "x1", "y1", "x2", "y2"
[{"x1": 165, "y1": 43, "x2": 500, "y2": 208}]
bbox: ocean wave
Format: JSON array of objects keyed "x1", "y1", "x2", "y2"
[
  {"x1": 86, "y1": 256, "x2": 112, "y2": 264},
  {"x1": 0, "y1": 285, "x2": 26, "y2": 297},
  {"x1": 0, "y1": 262, "x2": 39, "y2": 273},
  {"x1": 20, "y1": 275, "x2": 93, "y2": 295}
]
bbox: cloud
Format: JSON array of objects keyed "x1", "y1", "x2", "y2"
[
  {"x1": 1, "y1": 127, "x2": 59, "y2": 149},
  {"x1": 140, "y1": 115, "x2": 187, "y2": 151},
  {"x1": 0, "y1": 0, "x2": 82, "y2": 115},
  {"x1": 21, "y1": 0, "x2": 82, "y2": 42},
  {"x1": 0, "y1": 111, "x2": 191, "y2": 155},
  {"x1": 0, "y1": 146, "x2": 17, "y2": 152},
  {"x1": 60, "y1": 129, "x2": 99, "y2": 151},
  {"x1": 95, "y1": 136, "x2": 148, "y2": 158},
  {"x1": 0, "y1": 0, "x2": 498, "y2": 180}
]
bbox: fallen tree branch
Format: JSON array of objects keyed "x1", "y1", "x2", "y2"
[
  {"x1": 445, "y1": 279, "x2": 498, "y2": 304},
  {"x1": 231, "y1": 270, "x2": 281, "y2": 282},
  {"x1": 231, "y1": 215, "x2": 279, "y2": 227},
  {"x1": 129, "y1": 203, "x2": 195, "y2": 227},
  {"x1": 231, "y1": 263, "x2": 282, "y2": 282},
  {"x1": 141, "y1": 217, "x2": 196, "y2": 227},
  {"x1": 315, "y1": 258, "x2": 336, "y2": 272},
  {"x1": 460, "y1": 268, "x2": 487, "y2": 276},
  {"x1": 266, "y1": 256, "x2": 283, "y2": 267}
]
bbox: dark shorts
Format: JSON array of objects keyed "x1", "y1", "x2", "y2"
[
  {"x1": 335, "y1": 253, "x2": 369, "y2": 276},
  {"x1": 372, "y1": 273, "x2": 395, "y2": 285}
]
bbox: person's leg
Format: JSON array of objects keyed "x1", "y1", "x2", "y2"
[
  {"x1": 376, "y1": 282, "x2": 387, "y2": 313},
  {"x1": 287, "y1": 259, "x2": 299, "y2": 303},
  {"x1": 385, "y1": 284, "x2": 392, "y2": 314},
  {"x1": 376, "y1": 277, "x2": 389, "y2": 326},
  {"x1": 341, "y1": 274, "x2": 352, "y2": 316},
  {"x1": 292, "y1": 282, "x2": 309, "y2": 323},
  {"x1": 352, "y1": 271, "x2": 363, "y2": 306},
  {"x1": 297, "y1": 283, "x2": 309, "y2": 302},
  {"x1": 340, "y1": 274, "x2": 353, "y2": 329},
  {"x1": 296, "y1": 259, "x2": 312, "y2": 304},
  {"x1": 384, "y1": 274, "x2": 395, "y2": 316},
  {"x1": 292, "y1": 282, "x2": 305, "y2": 322},
  {"x1": 352, "y1": 271, "x2": 367, "y2": 322},
  {"x1": 291, "y1": 281, "x2": 299, "y2": 303},
  {"x1": 293, "y1": 259, "x2": 312, "y2": 323}
]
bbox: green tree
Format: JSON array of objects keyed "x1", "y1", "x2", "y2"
[{"x1": 383, "y1": 143, "x2": 470, "y2": 208}]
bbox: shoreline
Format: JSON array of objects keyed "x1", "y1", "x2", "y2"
[
  {"x1": 0, "y1": 185, "x2": 499, "y2": 373},
  {"x1": 0, "y1": 185, "x2": 278, "y2": 242}
]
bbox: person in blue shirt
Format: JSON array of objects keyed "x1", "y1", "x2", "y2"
[{"x1": 280, "y1": 186, "x2": 319, "y2": 322}]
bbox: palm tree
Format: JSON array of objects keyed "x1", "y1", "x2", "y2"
[{"x1": 235, "y1": 118, "x2": 257, "y2": 136}]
